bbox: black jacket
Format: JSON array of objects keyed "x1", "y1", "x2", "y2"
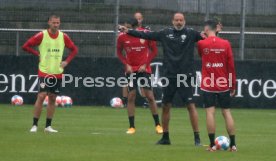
[{"x1": 128, "y1": 27, "x2": 202, "y2": 77}]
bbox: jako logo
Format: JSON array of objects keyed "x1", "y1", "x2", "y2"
[{"x1": 206, "y1": 63, "x2": 224, "y2": 68}]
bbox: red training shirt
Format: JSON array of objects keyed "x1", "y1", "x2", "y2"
[
  {"x1": 22, "y1": 29, "x2": 78, "y2": 79},
  {"x1": 117, "y1": 28, "x2": 158, "y2": 74},
  {"x1": 198, "y1": 36, "x2": 236, "y2": 92}
]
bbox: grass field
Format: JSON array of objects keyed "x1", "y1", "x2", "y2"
[{"x1": 0, "y1": 104, "x2": 275, "y2": 161}]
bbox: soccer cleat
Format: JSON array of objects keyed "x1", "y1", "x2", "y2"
[
  {"x1": 206, "y1": 145, "x2": 217, "y2": 152},
  {"x1": 155, "y1": 125, "x2": 163, "y2": 134},
  {"x1": 126, "y1": 127, "x2": 136, "y2": 134},
  {"x1": 143, "y1": 102, "x2": 148, "y2": 108},
  {"x1": 156, "y1": 138, "x2": 171, "y2": 145},
  {"x1": 194, "y1": 138, "x2": 202, "y2": 146},
  {"x1": 229, "y1": 145, "x2": 238, "y2": 152},
  {"x1": 44, "y1": 126, "x2": 58, "y2": 133},
  {"x1": 30, "y1": 125, "x2": 38, "y2": 132}
]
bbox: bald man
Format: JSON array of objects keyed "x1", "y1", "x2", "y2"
[
  {"x1": 119, "y1": 13, "x2": 203, "y2": 146},
  {"x1": 134, "y1": 12, "x2": 150, "y2": 30}
]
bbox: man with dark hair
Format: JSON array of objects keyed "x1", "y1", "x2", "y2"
[
  {"x1": 121, "y1": 12, "x2": 151, "y2": 107},
  {"x1": 22, "y1": 14, "x2": 78, "y2": 133},
  {"x1": 117, "y1": 18, "x2": 163, "y2": 135},
  {"x1": 119, "y1": 12, "x2": 202, "y2": 146},
  {"x1": 198, "y1": 19, "x2": 237, "y2": 152}
]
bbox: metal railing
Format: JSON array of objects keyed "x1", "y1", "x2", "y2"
[{"x1": 1, "y1": 28, "x2": 276, "y2": 61}]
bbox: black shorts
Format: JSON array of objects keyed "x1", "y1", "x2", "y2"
[
  {"x1": 126, "y1": 72, "x2": 152, "y2": 91},
  {"x1": 162, "y1": 77, "x2": 195, "y2": 104},
  {"x1": 202, "y1": 91, "x2": 231, "y2": 108},
  {"x1": 38, "y1": 77, "x2": 61, "y2": 95}
]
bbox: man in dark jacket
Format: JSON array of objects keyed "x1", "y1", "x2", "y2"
[{"x1": 119, "y1": 12, "x2": 203, "y2": 146}]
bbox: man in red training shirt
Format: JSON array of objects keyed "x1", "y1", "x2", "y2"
[
  {"x1": 22, "y1": 14, "x2": 78, "y2": 133},
  {"x1": 117, "y1": 18, "x2": 163, "y2": 135},
  {"x1": 198, "y1": 20, "x2": 237, "y2": 152},
  {"x1": 121, "y1": 12, "x2": 151, "y2": 107}
]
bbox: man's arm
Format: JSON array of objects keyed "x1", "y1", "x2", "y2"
[
  {"x1": 119, "y1": 25, "x2": 162, "y2": 41},
  {"x1": 227, "y1": 42, "x2": 236, "y2": 96},
  {"x1": 116, "y1": 36, "x2": 127, "y2": 65},
  {"x1": 128, "y1": 30, "x2": 162, "y2": 41},
  {"x1": 194, "y1": 30, "x2": 204, "y2": 42},
  {"x1": 64, "y1": 33, "x2": 78, "y2": 64},
  {"x1": 146, "y1": 40, "x2": 158, "y2": 64},
  {"x1": 22, "y1": 32, "x2": 43, "y2": 56},
  {"x1": 116, "y1": 35, "x2": 133, "y2": 73},
  {"x1": 197, "y1": 41, "x2": 203, "y2": 57}
]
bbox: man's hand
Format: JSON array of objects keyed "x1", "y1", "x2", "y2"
[
  {"x1": 216, "y1": 23, "x2": 223, "y2": 33},
  {"x1": 118, "y1": 25, "x2": 129, "y2": 33},
  {"x1": 60, "y1": 61, "x2": 68, "y2": 69},
  {"x1": 200, "y1": 31, "x2": 207, "y2": 39},
  {"x1": 126, "y1": 64, "x2": 133, "y2": 73},
  {"x1": 138, "y1": 64, "x2": 147, "y2": 73},
  {"x1": 230, "y1": 90, "x2": 236, "y2": 97}
]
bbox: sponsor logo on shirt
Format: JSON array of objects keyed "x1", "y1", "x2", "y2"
[
  {"x1": 210, "y1": 48, "x2": 225, "y2": 54},
  {"x1": 47, "y1": 48, "x2": 60, "y2": 53},
  {"x1": 166, "y1": 34, "x2": 174, "y2": 39},
  {"x1": 206, "y1": 62, "x2": 224, "y2": 68},
  {"x1": 131, "y1": 46, "x2": 146, "y2": 52}
]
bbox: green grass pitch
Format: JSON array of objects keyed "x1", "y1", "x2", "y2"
[{"x1": 0, "y1": 104, "x2": 275, "y2": 161}]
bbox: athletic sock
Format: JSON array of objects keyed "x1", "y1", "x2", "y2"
[
  {"x1": 152, "y1": 114, "x2": 160, "y2": 126},
  {"x1": 128, "y1": 116, "x2": 135, "y2": 128},
  {"x1": 208, "y1": 133, "x2": 215, "y2": 147},
  {"x1": 194, "y1": 132, "x2": 200, "y2": 140},
  {"x1": 162, "y1": 131, "x2": 170, "y2": 140},
  {"x1": 33, "y1": 117, "x2": 39, "y2": 126},
  {"x1": 229, "y1": 135, "x2": 236, "y2": 147},
  {"x1": 46, "y1": 118, "x2": 52, "y2": 128}
]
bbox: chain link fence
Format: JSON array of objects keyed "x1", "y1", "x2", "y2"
[{"x1": 0, "y1": 0, "x2": 275, "y2": 61}]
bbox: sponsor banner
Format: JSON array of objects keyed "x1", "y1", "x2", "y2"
[{"x1": 0, "y1": 56, "x2": 275, "y2": 108}]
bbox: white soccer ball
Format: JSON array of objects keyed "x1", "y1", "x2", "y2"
[
  {"x1": 11, "y1": 95, "x2": 23, "y2": 105},
  {"x1": 215, "y1": 136, "x2": 230, "y2": 150},
  {"x1": 55, "y1": 96, "x2": 62, "y2": 106},
  {"x1": 110, "y1": 97, "x2": 123, "y2": 108},
  {"x1": 61, "y1": 96, "x2": 73, "y2": 107}
]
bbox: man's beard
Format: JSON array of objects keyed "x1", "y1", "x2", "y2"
[{"x1": 174, "y1": 25, "x2": 184, "y2": 31}]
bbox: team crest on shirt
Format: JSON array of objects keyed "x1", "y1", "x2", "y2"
[
  {"x1": 40, "y1": 82, "x2": 46, "y2": 89},
  {"x1": 203, "y1": 48, "x2": 210, "y2": 54},
  {"x1": 181, "y1": 34, "x2": 186, "y2": 42},
  {"x1": 140, "y1": 39, "x2": 145, "y2": 44}
]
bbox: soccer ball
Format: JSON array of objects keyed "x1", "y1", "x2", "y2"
[
  {"x1": 110, "y1": 97, "x2": 123, "y2": 108},
  {"x1": 11, "y1": 95, "x2": 23, "y2": 105},
  {"x1": 43, "y1": 96, "x2": 48, "y2": 106},
  {"x1": 215, "y1": 136, "x2": 230, "y2": 150},
  {"x1": 55, "y1": 96, "x2": 62, "y2": 106},
  {"x1": 61, "y1": 96, "x2": 73, "y2": 107}
]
